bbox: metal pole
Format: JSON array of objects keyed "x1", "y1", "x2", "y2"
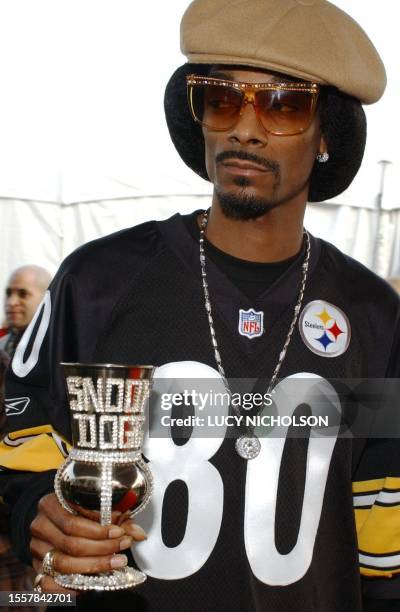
[{"x1": 373, "y1": 160, "x2": 392, "y2": 274}]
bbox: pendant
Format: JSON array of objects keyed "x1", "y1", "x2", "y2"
[{"x1": 235, "y1": 433, "x2": 261, "y2": 460}]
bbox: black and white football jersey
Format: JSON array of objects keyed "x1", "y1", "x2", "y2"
[{"x1": 1, "y1": 212, "x2": 400, "y2": 611}]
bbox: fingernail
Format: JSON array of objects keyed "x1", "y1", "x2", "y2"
[
  {"x1": 119, "y1": 536, "x2": 133, "y2": 551},
  {"x1": 108, "y1": 526, "x2": 125, "y2": 538},
  {"x1": 130, "y1": 524, "x2": 147, "y2": 540},
  {"x1": 110, "y1": 554, "x2": 128, "y2": 569}
]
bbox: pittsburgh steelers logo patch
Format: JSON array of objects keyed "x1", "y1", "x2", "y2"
[{"x1": 299, "y1": 300, "x2": 350, "y2": 357}]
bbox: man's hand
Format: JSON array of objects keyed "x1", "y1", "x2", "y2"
[{"x1": 30, "y1": 493, "x2": 147, "y2": 593}]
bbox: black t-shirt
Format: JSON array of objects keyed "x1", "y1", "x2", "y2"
[{"x1": 183, "y1": 210, "x2": 299, "y2": 299}]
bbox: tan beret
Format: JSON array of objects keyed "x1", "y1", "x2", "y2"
[{"x1": 181, "y1": 0, "x2": 386, "y2": 104}]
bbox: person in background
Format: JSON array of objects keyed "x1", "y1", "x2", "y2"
[
  {"x1": 0, "y1": 264, "x2": 51, "y2": 429},
  {"x1": 0, "y1": 265, "x2": 52, "y2": 360},
  {"x1": 387, "y1": 277, "x2": 400, "y2": 294},
  {"x1": 0, "y1": 264, "x2": 51, "y2": 612}
]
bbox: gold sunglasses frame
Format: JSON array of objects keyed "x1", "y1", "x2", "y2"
[{"x1": 186, "y1": 75, "x2": 320, "y2": 136}]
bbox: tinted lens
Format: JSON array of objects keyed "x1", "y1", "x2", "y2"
[
  {"x1": 188, "y1": 81, "x2": 317, "y2": 135},
  {"x1": 256, "y1": 89, "x2": 316, "y2": 135},
  {"x1": 189, "y1": 84, "x2": 243, "y2": 130}
]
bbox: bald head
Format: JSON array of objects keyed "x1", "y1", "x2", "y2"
[
  {"x1": 4, "y1": 265, "x2": 52, "y2": 332},
  {"x1": 387, "y1": 277, "x2": 400, "y2": 295}
]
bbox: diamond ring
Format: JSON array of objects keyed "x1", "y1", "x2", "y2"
[{"x1": 42, "y1": 549, "x2": 58, "y2": 577}]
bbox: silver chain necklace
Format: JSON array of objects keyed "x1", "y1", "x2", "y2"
[{"x1": 199, "y1": 210, "x2": 311, "y2": 460}]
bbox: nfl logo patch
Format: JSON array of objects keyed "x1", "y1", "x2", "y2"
[{"x1": 238, "y1": 308, "x2": 264, "y2": 339}]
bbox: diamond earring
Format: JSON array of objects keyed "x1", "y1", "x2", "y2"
[{"x1": 316, "y1": 152, "x2": 329, "y2": 163}]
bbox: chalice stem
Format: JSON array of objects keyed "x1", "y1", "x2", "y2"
[{"x1": 100, "y1": 463, "x2": 113, "y2": 525}]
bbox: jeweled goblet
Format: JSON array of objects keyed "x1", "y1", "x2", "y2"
[{"x1": 53, "y1": 363, "x2": 154, "y2": 591}]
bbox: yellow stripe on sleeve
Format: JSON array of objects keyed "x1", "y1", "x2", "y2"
[
  {"x1": 353, "y1": 477, "x2": 400, "y2": 578},
  {"x1": 0, "y1": 426, "x2": 70, "y2": 472},
  {"x1": 352, "y1": 478, "x2": 385, "y2": 494}
]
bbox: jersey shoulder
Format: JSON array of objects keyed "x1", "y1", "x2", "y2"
[
  {"x1": 59, "y1": 219, "x2": 163, "y2": 278},
  {"x1": 320, "y1": 239, "x2": 400, "y2": 315}
]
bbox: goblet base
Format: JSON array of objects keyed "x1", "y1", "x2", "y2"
[{"x1": 53, "y1": 567, "x2": 147, "y2": 591}]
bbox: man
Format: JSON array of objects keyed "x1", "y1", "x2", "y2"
[
  {"x1": 0, "y1": 265, "x2": 51, "y2": 612},
  {"x1": 0, "y1": 264, "x2": 52, "y2": 422},
  {"x1": 0, "y1": 1, "x2": 399, "y2": 611},
  {"x1": 0, "y1": 265, "x2": 52, "y2": 360}
]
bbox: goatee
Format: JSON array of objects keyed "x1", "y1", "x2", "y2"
[
  {"x1": 216, "y1": 186, "x2": 282, "y2": 220},
  {"x1": 214, "y1": 150, "x2": 282, "y2": 220}
]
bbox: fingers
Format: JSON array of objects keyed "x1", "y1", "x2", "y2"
[
  {"x1": 37, "y1": 494, "x2": 124, "y2": 540},
  {"x1": 31, "y1": 539, "x2": 129, "y2": 575},
  {"x1": 119, "y1": 519, "x2": 147, "y2": 541},
  {"x1": 31, "y1": 514, "x2": 133, "y2": 556},
  {"x1": 30, "y1": 491, "x2": 148, "y2": 592},
  {"x1": 32, "y1": 559, "x2": 76, "y2": 595},
  {"x1": 116, "y1": 510, "x2": 131, "y2": 526},
  {"x1": 36, "y1": 493, "x2": 147, "y2": 543}
]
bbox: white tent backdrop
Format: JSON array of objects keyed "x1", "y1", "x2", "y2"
[{"x1": 0, "y1": 0, "x2": 399, "y2": 299}]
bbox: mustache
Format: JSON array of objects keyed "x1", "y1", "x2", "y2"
[{"x1": 216, "y1": 150, "x2": 280, "y2": 176}]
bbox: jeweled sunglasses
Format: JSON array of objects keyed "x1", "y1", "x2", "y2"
[{"x1": 187, "y1": 75, "x2": 320, "y2": 136}]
